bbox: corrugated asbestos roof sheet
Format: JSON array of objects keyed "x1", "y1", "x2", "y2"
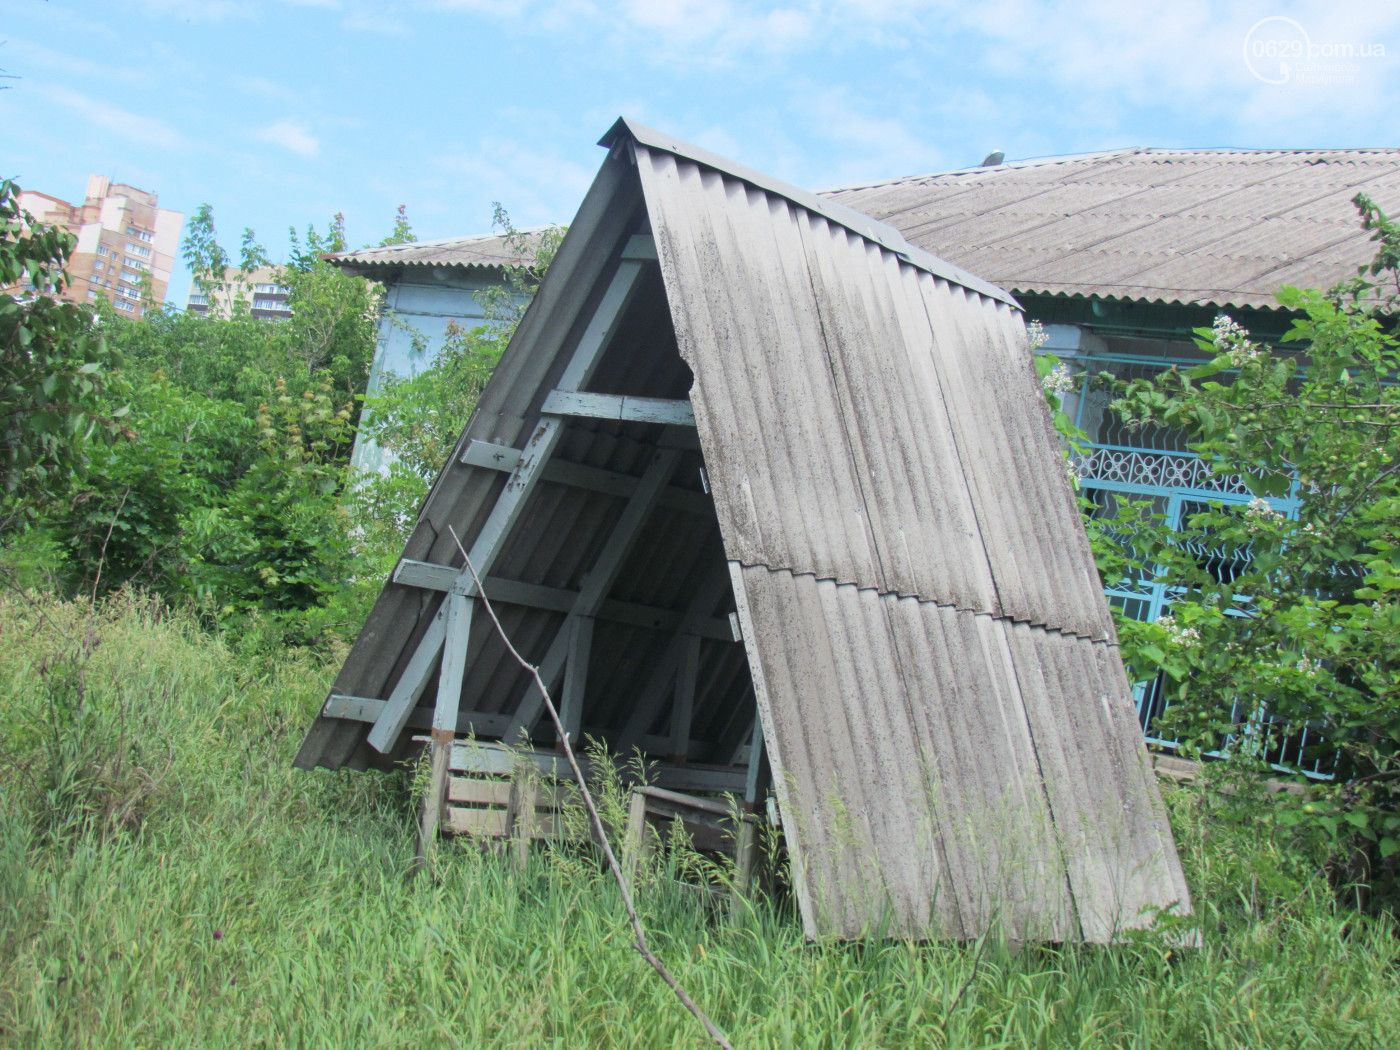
[
  {"x1": 327, "y1": 231, "x2": 543, "y2": 275},
  {"x1": 296, "y1": 118, "x2": 1190, "y2": 941},
  {"x1": 825, "y1": 147, "x2": 1400, "y2": 310}
]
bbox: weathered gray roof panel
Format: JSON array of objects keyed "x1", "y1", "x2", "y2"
[
  {"x1": 634, "y1": 145, "x2": 1113, "y2": 640},
  {"x1": 327, "y1": 231, "x2": 543, "y2": 275},
  {"x1": 827, "y1": 147, "x2": 1400, "y2": 309}
]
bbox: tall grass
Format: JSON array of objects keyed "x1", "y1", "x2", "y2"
[{"x1": 0, "y1": 592, "x2": 1395, "y2": 1048}]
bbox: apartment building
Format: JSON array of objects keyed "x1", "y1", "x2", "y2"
[
  {"x1": 17, "y1": 175, "x2": 183, "y2": 318},
  {"x1": 186, "y1": 264, "x2": 292, "y2": 319}
]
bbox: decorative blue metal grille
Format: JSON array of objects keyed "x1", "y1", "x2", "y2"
[{"x1": 1067, "y1": 351, "x2": 1335, "y2": 780}]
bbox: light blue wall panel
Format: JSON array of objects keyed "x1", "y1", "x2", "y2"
[{"x1": 350, "y1": 269, "x2": 523, "y2": 476}]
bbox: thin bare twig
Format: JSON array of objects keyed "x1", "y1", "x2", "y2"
[{"x1": 447, "y1": 526, "x2": 733, "y2": 1050}]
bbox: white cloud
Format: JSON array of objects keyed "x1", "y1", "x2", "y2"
[
  {"x1": 125, "y1": 0, "x2": 249, "y2": 20},
  {"x1": 253, "y1": 119, "x2": 321, "y2": 158},
  {"x1": 342, "y1": 7, "x2": 412, "y2": 35},
  {"x1": 1, "y1": 38, "x2": 150, "y2": 87},
  {"x1": 39, "y1": 85, "x2": 184, "y2": 150},
  {"x1": 428, "y1": 136, "x2": 594, "y2": 229}
]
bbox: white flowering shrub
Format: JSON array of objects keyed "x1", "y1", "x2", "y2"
[{"x1": 1092, "y1": 194, "x2": 1400, "y2": 901}]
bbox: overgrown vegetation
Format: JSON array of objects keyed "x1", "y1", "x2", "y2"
[
  {"x1": 1040, "y1": 195, "x2": 1400, "y2": 904},
  {"x1": 0, "y1": 592, "x2": 1396, "y2": 1047},
  {"x1": 2, "y1": 179, "x2": 1398, "y2": 1044}
]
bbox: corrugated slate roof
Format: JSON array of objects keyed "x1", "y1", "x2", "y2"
[
  {"x1": 326, "y1": 230, "x2": 543, "y2": 275},
  {"x1": 826, "y1": 147, "x2": 1400, "y2": 310},
  {"x1": 332, "y1": 148, "x2": 1400, "y2": 310},
  {"x1": 297, "y1": 119, "x2": 1189, "y2": 941}
]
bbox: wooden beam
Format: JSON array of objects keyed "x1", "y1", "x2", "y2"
[
  {"x1": 365, "y1": 255, "x2": 650, "y2": 754},
  {"x1": 324, "y1": 694, "x2": 511, "y2": 736},
  {"x1": 669, "y1": 634, "x2": 701, "y2": 761},
  {"x1": 449, "y1": 741, "x2": 747, "y2": 794},
  {"x1": 431, "y1": 592, "x2": 473, "y2": 732},
  {"x1": 504, "y1": 443, "x2": 685, "y2": 739},
  {"x1": 616, "y1": 562, "x2": 735, "y2": 752},
  {"x1": 542, "y1": 390, "x2": 696, "y2": 427},
  {"x1": 559, "y1": 616, "x2": 593, "y2": 745},
  {"x1": 390, "y1": 566, "x2": 736, "y2": 642},
  {"x1": 460, "y1": 439, "x2": 522, "y2": 473},
  {"x1": 393, "y1": 559, "x2": 459, "y2": 592},
  {"x1": 454, "y1": 450, "x2": 713, "y2": 516},
  {"x1": 412, "y1": 732, "x2": 452, "y2": 875}
]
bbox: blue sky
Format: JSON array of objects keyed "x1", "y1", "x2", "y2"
[{"x1": 4, "y1": 1, "x2": 1397, "y2": 307}]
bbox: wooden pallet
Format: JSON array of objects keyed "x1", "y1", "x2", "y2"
[{"x1": 443, "y1": 768, "x2": 583, "y2": 866}]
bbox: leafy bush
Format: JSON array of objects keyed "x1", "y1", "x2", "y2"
[
  {"x1": 1071, "y1": 196, "x2": 1400, "y2": 902},
  {"x1": 0, "y1": 180, "x2": 127, "y2": 526}
]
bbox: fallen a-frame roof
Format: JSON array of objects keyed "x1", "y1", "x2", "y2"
[{"x1": 295, "y1": 119, "x2": 1191, "y2": 941}]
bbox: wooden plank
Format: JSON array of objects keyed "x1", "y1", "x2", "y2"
[
  {"x1": 413, "y1": 733, "x2": 452, "y2": 874},
  {"x1": 431, "y1": 592, "x2": 473, "y2": 732},
  {"x1": 324, "y1": 694, "x2": 510, "y2": 736},
  {"x1": 623, "y1": 788, "x2": 651, "y2": 887},
  {"x1": 393, "y1": 559, "x2": 459, "y2": 591},
  {"x1": 444, "y1": 807, "x2": 571, "y2": 840},
  {"x1": 508, "y1": 771, "x2": 537, "y2": 867},
  {"x1": 460, "y1": 439, "x2": 523, "y2": 473},
  {"x1": 560, "y1": 616, "x2": 593, "y2": 744},
  {"x1": 448, "y1": 778, "x2": 515, "y2": 806},
  {"x1": 323, "y1": 694, "x2": 389, "y2": 722},
  {"x1": 669, "y1": 634, "x2": 701, "y2": 760},
  {"x1": 367, "y1": 257, "x2": 650, "y2": 754},
  {"x1": 448, "y1": 775, "x2": 572, "y2": 808},
  {"x1": 444, "y1": 807, "x2": 511, "y2": 837},
  {"x1": 448, "y1": 741, "x2": 747, "y2": 794},
  {"x1": 366, "y1": 602, "x2": 448, "y2": 753},
  {"x1": 542, "y1": 390, "x2": 696, "y2": 427},
  {"x1": 635, "y1": 784, "x2": 740, "y2": 819},
  {"x1": 397, "y1": 572, "x2": 735, "y2": 642}
]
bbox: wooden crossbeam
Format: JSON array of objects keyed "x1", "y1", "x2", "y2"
[
  {"x1": 460, "y1": 440, "x2": 522, "y2": 472},
  {"x1": 542, "y1": 390, "x2": 696, "y2": 427},
  {"x1": 325, "y1": 694, "x2": 511, "y2": 736},
  {"x1": 458, "y1": 440, "x2": 711, "y2": 516},
  {"x1": 616, "y1": 562, "x2": 735, "y2": 752},
  {"x1": 366, "y1": 253, "x2": 652, "y2": 754},
  {"x1": 449, "y1": 740, "x2": 746, "y2": 794},
  {"x1": 391, "y1": 564, "x2": 737, "y2": 642}
]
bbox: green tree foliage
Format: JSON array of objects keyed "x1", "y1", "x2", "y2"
[
  {"x1": 380, "y1": 204, "x2": 417, "y2": 247},
  {"x1": 0, "y1": 180, "x2": 126, "y2": 526},
  {"x1": 1073, "y1": 196, "x2": 1400, "y2": 899},
  {"x1": 11, "y1": 204, "x2": 376, "y2": 637}
]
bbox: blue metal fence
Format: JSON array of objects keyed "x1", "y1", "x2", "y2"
[{"x1": 1066, "y1": 352, "x2": 1335, "y2": 780}]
